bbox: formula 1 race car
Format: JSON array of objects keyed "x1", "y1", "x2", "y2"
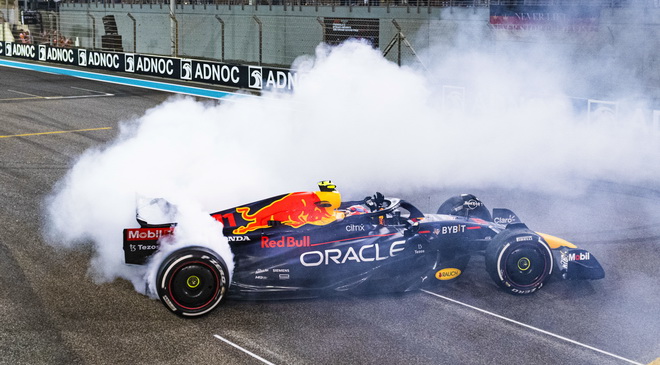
[{"x1": 123, "y1": 181, "x2": 604, "y2": 317}]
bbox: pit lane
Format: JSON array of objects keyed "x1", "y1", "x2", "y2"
[{"x1": 1, "y1": 67, "x2": 658, "y2": 365}]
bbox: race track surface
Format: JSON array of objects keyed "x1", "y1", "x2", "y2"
[{"x1": 1, "y1": 67, "x2": 659, "y2": 365}]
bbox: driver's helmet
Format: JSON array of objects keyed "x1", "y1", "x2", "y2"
[{"x1": 346, "y1": 205, "x2": 368, "y2": 216}]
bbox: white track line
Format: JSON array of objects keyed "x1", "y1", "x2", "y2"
[
  {"x1": 69, "y1": 86, "x2": 115, "y2": 96},
  {"x1": 213, "y1": 334, "x2": 277, "y2": 365},
  {"x1": 421, "y1": 289, "x2": 643, "y2": 365},
  {"x1": 7, "y1": 89, "x2": 39, "y2": 97}
]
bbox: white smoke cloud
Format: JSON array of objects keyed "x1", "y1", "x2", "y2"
[{"x1": 44, "y1": 35, "x2": 660, "y2": 297}]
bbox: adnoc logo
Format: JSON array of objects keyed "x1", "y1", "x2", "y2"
[
  {"x1": 248, "y1": 66, "x2": 262, "y2": 89},
  {"x1": 78, "y1": 49, "x2": 87, "y2": 66},
  {"x1": 180, "y1": 59, "x2": 192, "y2": 80},
  {"x1": 38, "y1": 45, "x2": 46, "y2": 61},
  {"x1": 125, "y1": 53, "x2": 135, "y2": 72},
  {"x1": 435, "y1": 268, "x2": 462, "y2": 281}
]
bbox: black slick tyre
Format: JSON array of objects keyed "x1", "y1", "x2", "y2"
[
  {"x1": 485, "y1": 229, "x2": 553, "y2": 295},
  {"x1": 156, "y1": 247, "x2": 229, "y2": 317}
]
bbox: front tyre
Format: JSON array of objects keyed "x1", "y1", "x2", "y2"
[
  {"x1": 156, "y1": 247, "x2": 229, "y2": 317},
  {"x1": 485, "y1": 230, "x2": 553, "y2": 295}
]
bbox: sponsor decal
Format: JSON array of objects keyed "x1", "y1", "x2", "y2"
[
  {"x1": 345, "y1": 224, "x2": 365, "y2": 232},
  {"x1": 233, "y1": 192, "x2": 338, "y2": 235},
  {"x1": 323, "y1": 18, "x2": 380, "y2": 47},
  {"x1": 127, "y1": 243, "x2": 159, "y2": 252},
  {"x1": 38, "y1": 45, "x2": 46, "y2": 61},
  {"x1": 262, "y1": 69, "x2": 297, "y2": 91},
  {"x1": 227, "y1": 235, "x2": 251, "y2": 242},
  {"x1": 248, "y1": 66, "x2": 262, "y2": 89},
  {"x1": 560, "y1": 250, "x2": 569, "y2": 270},
  {"x1": 272, "y1": 268, "x2": 289, "y2": 273},
  {"x1": 125, "y1": 53, "x2": 135, "y2": 72},
  {"x1": 192, "y1": 61, "x2": 240, "y2": 84},
  {"x1": 588, "y1": 99, "x2": 618, "y2": 124},
  {"x1": 0, "y1": 41, "x2": 4, "y2": 56},
  {"x1": 510, "y1": 287, "x2": 540, "y2": 294},
  {"x1": 162, "y1": 294, "x2": 177, "y2": 312},
  {"x1": 40, "y1": 46, "x2": 76, "y2": 64},
  {"x1": 279, "y1": 274, "x2": 290, "y2": 280},
  {"x1": 300, "y1": 240, "x2": 405, "y2": 267},
  {"x1": 135, "y1": 55, "x2": 175, "y2": 76},
  {"x1": 465, "y1": 199, "x2": 481, "y2": 210},
  {"x1": 181, "y1": 59, "x2": 192, "y2": 80},
  {"x1": 442, "y1": 225, "x2": 466, "y2": 234},
  {"x1": 78, "y1": 49, "x2": 87, "y2": 66},
  {"x1": 125, "y1": 227, "x2": 173, "y2": 241},
  {"x1": 435, "y1": 268, "x2": 462, "y2": 280},
  {"x1": 85, "y1": 51, "x2": 122, "y2": 70},
  {"x1": 568, "y1": 251, "x2": 590, "y2": 261},
  {"x1": 489, "y1": 4, "x2": 600, "y2": 32},
  {"x1": 255, "y1": 268, "x2": 268, "y2": 274},
  {"x1": 516, "y1": 236, "x2": 533, "y2": 242},
  {"x1": 261, "y1": 236, "x2": 310, "y2": 248},
  {"x1": 7, "y1": 43, "x2": 36, "y2": 59},
  {"x1": 494, "y1": 215, "x2": 517, "y2": 224}
]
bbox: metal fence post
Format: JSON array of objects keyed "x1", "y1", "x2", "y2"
[
  {"x1": 169, "y1": 13, "x2": 178, "y2": 57},
  {"x1": 215, "y1": 15, "x2": 225, "y2": 62},
  {"x1": 169, "y1": 0, "x2": 178, "y2": 57},
  {"x1": 87, "y1": 12, "x2": 96, "y2": 49},
  {"x1": 0, "y1": 11, "x2": 4, "y2": 42},
  {"x1": 127, "y1": 12, "x2": 136, "y2": 53},
  {"x1": 253, "y1": 15, "x2": 262, "y2": 65},
  {"x1": 316, "y1": 16, "x2": 324, "y2": 44}
]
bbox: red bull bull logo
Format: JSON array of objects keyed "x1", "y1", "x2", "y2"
[{"x1": 232, "y1": 191, "x2": 340, "y2": 235}]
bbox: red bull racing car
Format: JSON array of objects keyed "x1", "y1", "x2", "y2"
[{"x1": 123, "y1": 181, "x2": 604, "y2": 317}]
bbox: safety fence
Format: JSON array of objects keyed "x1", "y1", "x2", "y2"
[
  {"x1": 1, "y1": 0, "x2": 658, "y2": 94},
  {"x1": 1, "y1": 7, "x2": 431, "y2": 67},
  {"x1": 32, "y1": 0, "x2": 660, "y2": 8}
]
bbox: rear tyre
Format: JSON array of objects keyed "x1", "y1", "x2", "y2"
[
  {"x1": 485, "y1": 230, "x2": 553, "y2": 295},
  {"x1": 156, "y1": 247, "x2": 229, "y2": 317}
]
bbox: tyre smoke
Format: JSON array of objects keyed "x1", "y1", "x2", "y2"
[{"x1": 44, "y1": 35, "x2": 659, "y2": 298}]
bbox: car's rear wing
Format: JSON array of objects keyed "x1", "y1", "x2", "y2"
[{"x1": 123, "y1": 226, "x2": 173, "y2": 264}]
